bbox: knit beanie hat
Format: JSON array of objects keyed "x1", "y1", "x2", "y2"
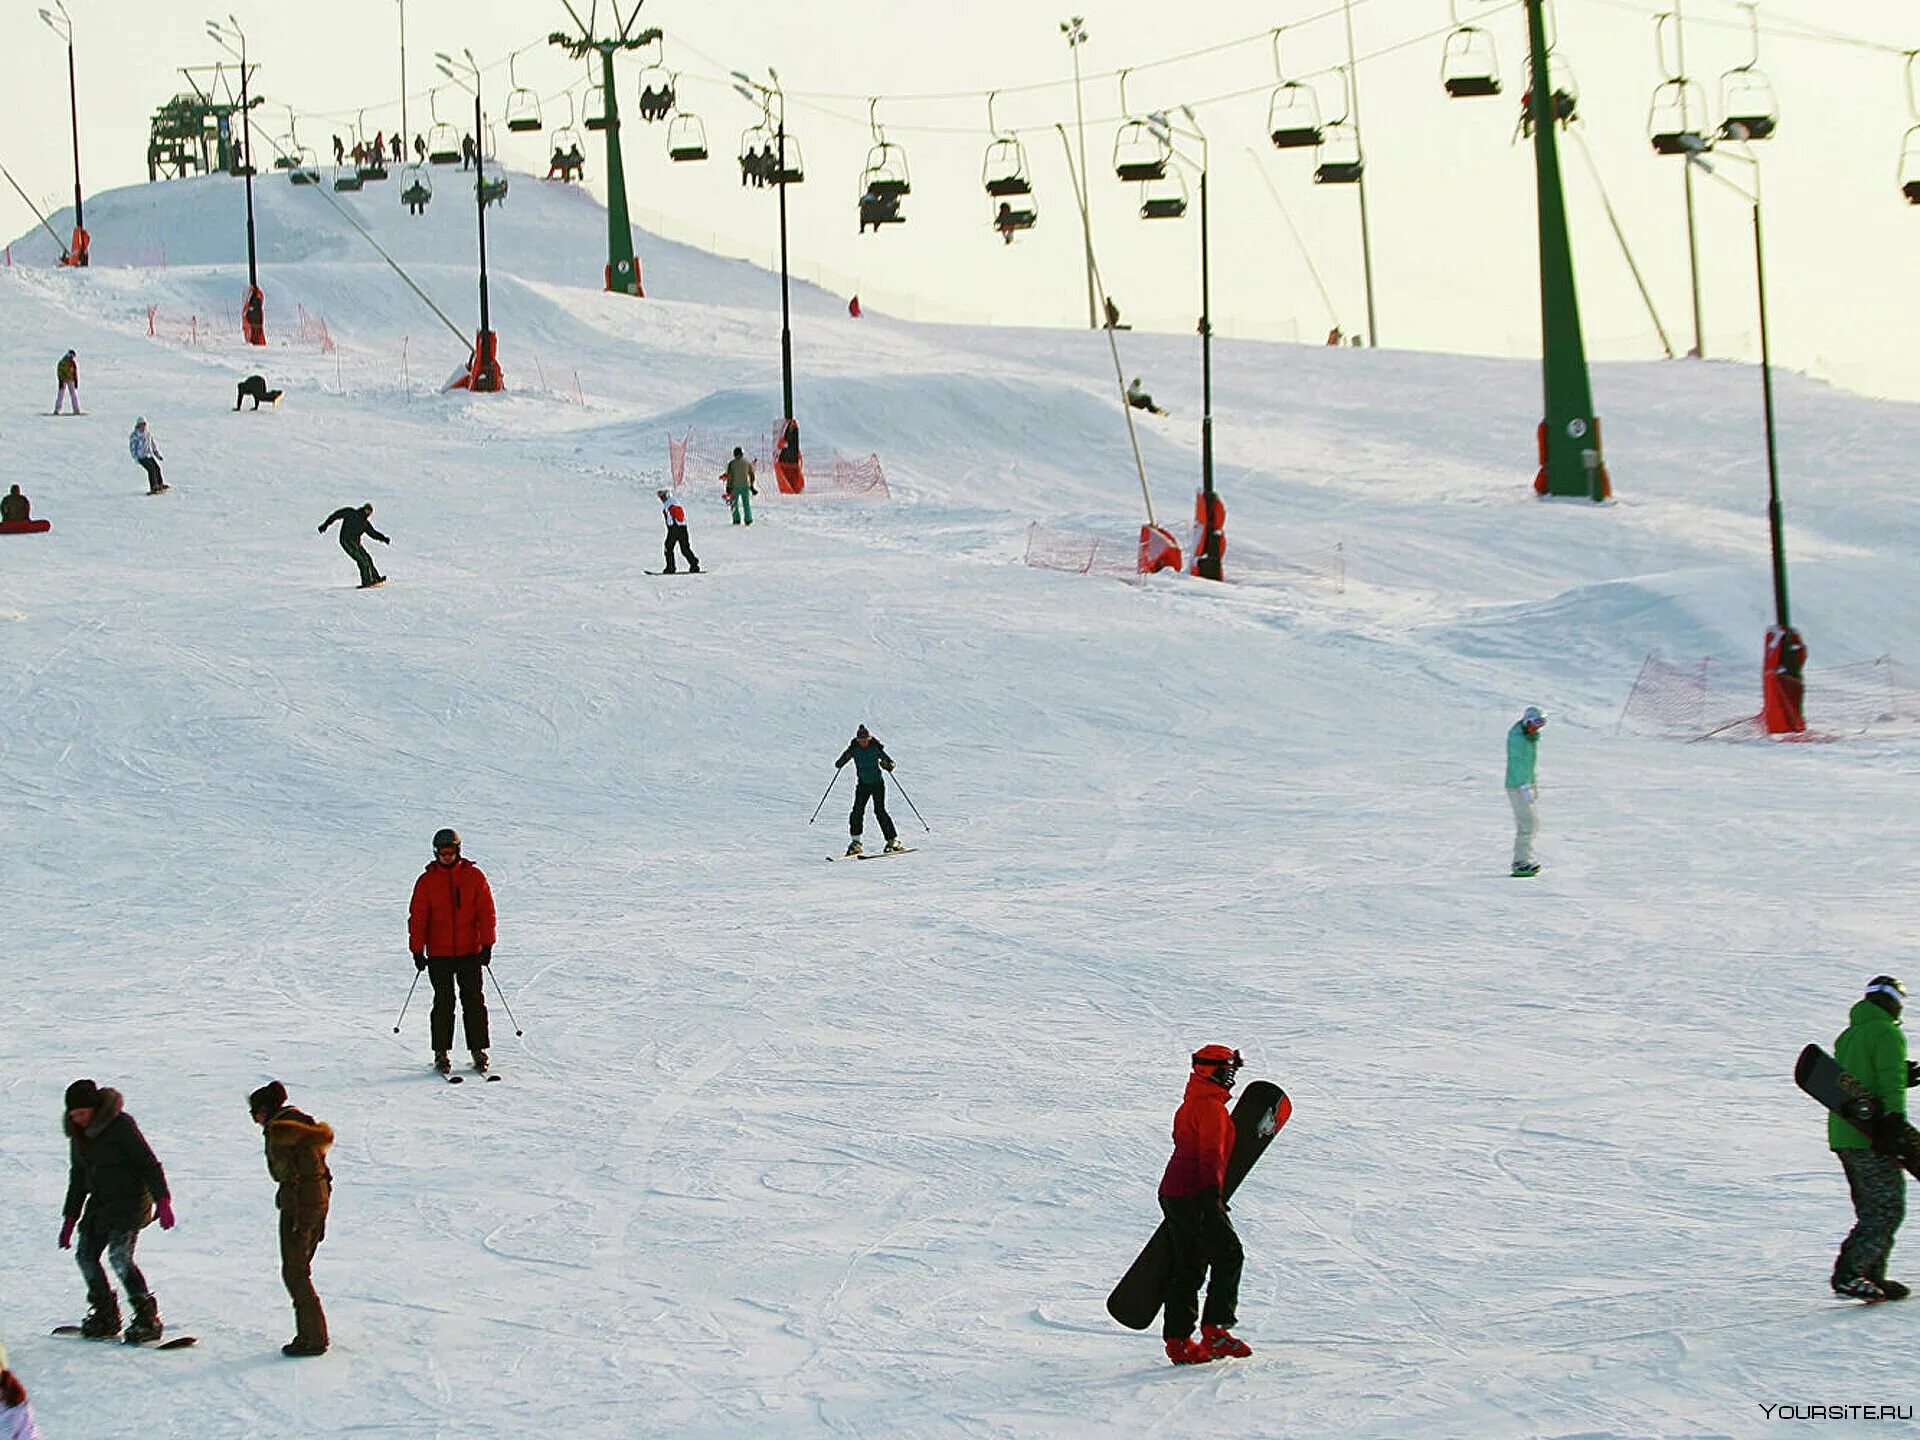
[
  {"x1": 64, "y1": 1078, "x2": 101, "y2": 1110},
  {"x1": 248, "y1": 1080, "x2": 288, "y2": 1116}
]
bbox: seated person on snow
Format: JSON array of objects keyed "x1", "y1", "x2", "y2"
[{"x1": 1, "y1": 485, "x2": 30, "y2": 523}]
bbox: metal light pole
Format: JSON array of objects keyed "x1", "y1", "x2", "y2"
[
  {"x1": 1061, "y1": 16, "x2": 1097, "y2": 329},
  {"x1": 1686, "y1": 140, "x2": 1801, "y2": 730},
  {"x1": 437, "y1": 48, "x2": 502, "y2": 391},
  {"x1": 207, "y1": 15, "x2": 263, "y2": 344},
  {"x1": 38, "y1": 3, "x2": 88, "y2": 266},
  {"x1": 396, "y1": 0, "x2": 408, "y2": 154},
  {"x1": 733, "y1": 70, "x2": 798, "y2": 449},
  {"x1": 1340, "y1": 0, "x2": 1378, "y2": 346}
]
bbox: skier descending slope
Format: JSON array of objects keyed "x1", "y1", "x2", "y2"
[
  {"x1": 1829, "y1": 977, "x2": 1916, "y2": 1301},
  {"x1": 1158, "y1": 1046, "x2": 1254, "y2": 1365},
  {"x1": 409, "y1": 828, "x2": 497, "y2": 1077},
  {"x1": 1505, "y1": 706, "x2": 1546, "y2": 876},
  {"x1": 59, "y1": 1079, "x2": 175, "y2": 1343},
  {"x1": 835, "y1": 725, "x2": 903, "y2": 856}
]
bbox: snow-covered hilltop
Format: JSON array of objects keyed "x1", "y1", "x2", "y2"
[{"x1": 2, "y1": 169, "x2": 1915, "y2": 1438}]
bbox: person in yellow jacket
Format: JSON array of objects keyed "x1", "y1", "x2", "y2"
[
  {"x1": 248, "y1": 1081, "x2": 334, "y2": 1356},
  {"x1": 723, "y1": 447, "x2": 757, "y2": 526}
]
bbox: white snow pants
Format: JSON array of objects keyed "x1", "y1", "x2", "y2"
[
  {"x1": 1507, "y1": 786, "x2": 1539, "y2": 867},
  {"x1": 55, "y1": 380, "x2": 78, "y2": 414}
]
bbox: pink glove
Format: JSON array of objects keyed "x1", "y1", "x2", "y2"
[
  {"x1": 155, "y1": 1198, "x2": 176, "y2": 1230},
  {"x1": 58, "y1": 1217, "x2": 76, "y2": 1250}
]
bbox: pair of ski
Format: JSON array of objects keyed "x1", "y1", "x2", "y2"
[
  {"x1": 51, "y1": 1326, "x2": 195, "y2": 1350},
  {"x1": 441, "y1": 1064, "x2": 501, "y2": 1085},
  {"x1": 828, "y1": 848, "x2": 916, "y2": 862}
]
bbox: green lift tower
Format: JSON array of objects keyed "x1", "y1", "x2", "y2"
[{"x1": 549, "y1": 2, "x2": 657, "y2": 298}]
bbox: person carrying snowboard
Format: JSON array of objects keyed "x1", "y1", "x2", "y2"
[
  {"x1": 59, "y1": 1079, "x2": 175, "y2": 1343},
  {"x1": 409, "y1": 828, "x2": 497, "y2": 1077},
  {"x1": 1506, "y1": 705, "x2": 1546, "y2": 877},
  {"x1": 128, "y1": 418, "x2": 167, "y2": 493},
  {"x1": 319, "y1": 503, "x2": 389, "y2": 589},
  {"x1": 655, "y1": 488, "x2": 700, "y2": 573},
  {"x1": 723, "y1": 447, "x2": 757, "y2": 526},
  {"x1": 0, "y1": 1343, "x2": 42, "y2": 1440},
  {"x1": 54, "y1": 350, "x2": 79, "y2": 414},
  {"x1": 834, "y1": 724, "x2": 903, "y2": 856},
  {"x1": 1157, "y1": 1044, "x2": 1252, "y2": 1364},
  {"x1": 248, "y1": 1081, "x2": 334, "y2": 1356},
  {"x1": 1829, "y1": 976, "x2": 1919, "y2": 1300}
]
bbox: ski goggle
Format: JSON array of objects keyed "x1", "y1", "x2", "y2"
[{"x1": 1192, "y1": 1047, "x2": 1243, "y2": 1071}]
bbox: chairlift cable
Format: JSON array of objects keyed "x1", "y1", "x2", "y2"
[
  {"x1": 1567, "y1": 128, "x2": 1677, "y2": 359},
  {"x1": 1244, "y1": 147, "x2": 1340, "y2": 334}
]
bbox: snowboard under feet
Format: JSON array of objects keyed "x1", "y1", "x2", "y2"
[{"x1": 52, "y1": 1325, "x2": 197, "y2": 1350}]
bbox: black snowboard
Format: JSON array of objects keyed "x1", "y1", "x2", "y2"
[
  {"x1": 1795, "y1": 1043, "x2": 1920, "y2": 1179},
  {"x1": 52, "y1": 1326, "x2": 197, "y2": 1350},
  {"x1": 1106, "y1": 1080, "x2": 1292, "y2": 1331}
]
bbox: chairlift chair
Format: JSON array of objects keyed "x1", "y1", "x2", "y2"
[
  {"x1": 1648, "y1": 78, "x2": 1710, "y2": 155},
  {"x1": 858, "y1": 184, "x2": 905, "y2": 232},
  {"x1": 1719, "y1": 72, "x2": 1778, "y2": 142},
  {"x1": 637, "y1": 69, "x2": 675, "y2": 123},
  {"x1": 332, "y1": 166, "x2": 363, "y2": 193},
  {"x1": 1901, "y1": 126, "x2": 1920, "y2": 205},
  {"x1": 862, "y1": 143, "x2": 910, "y2": 199},
  {"x1": 506, "y1": 55, "x2": 543, "y2": 133},
  {"x1": 1267, "y1": 33, "x2": 1324, "y2": 149},
  {"x1": 400, "y1": 161, "x2": 432, "y2": 210},
  {"x1": 668, "y1": 112, "x2": 708, "y2": 162},
  {"x1": 427, "y1": 125, "x2": 461, "y2": 166},
  {"x1": 984, "y1": 137, "x2": 1032, "y2": 197},
  {"x1": 1314, "y1": 121, "x2": 1364, "y2": 185},
  {"x1": 1441, "y1": 26, "x2": 1502, "y2": 99},
  {"x1": 992, "y1": 196, "x2": 1038, "y2": 239},
  {"x1": 771, "y1": 136, "x2": 804, "y2": 185},
  {"x1": 584, "y1": 83, "x2": 610, "y2": 132},
  {"x1": 288, "y1": 146, "x2": 320, "y2": 185},
  {"x1": 1138, "y1": 167, "x2": 1188, "y2": 220},
  {"x1": 1114, "y1": 120, "x2": 1171, "y2": 183}
]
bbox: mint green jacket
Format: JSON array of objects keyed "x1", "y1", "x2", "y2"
[
  {"x1": 1831, "y1": 999, "x2": 1908, "y2": 1150},
  {"x1": 1505, "y1": 722, "x2": 1538, "y2": 789}
]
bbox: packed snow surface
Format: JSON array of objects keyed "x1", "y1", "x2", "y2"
[{"x1": 3, "y1": 173, "x2": 1918, "y2": 1439}]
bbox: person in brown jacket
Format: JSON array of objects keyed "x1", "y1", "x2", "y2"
[{"x1": 247, "y1": 1081, "x2": 333, "y2": 1357}]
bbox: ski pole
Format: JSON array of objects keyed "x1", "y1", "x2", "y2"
[
  {"x1": 485, "y1": 964, "x2": 525, "y2": 1037},
  {"x1": 392, "y1": 969, "x2": 422, "y2": 1034},
  {"x1": 888, "y1": 772, "x2": 931, "y2": 832},
  {"x1": 807, "y1": 767, "x2": 843, "y2": 824}
]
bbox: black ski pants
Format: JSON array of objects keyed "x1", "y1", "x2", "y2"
[
  {"x1": 1836, "y1": 1149, "x2": 1905, "y2": 1286},
  {"x1": 428, "y1": 955, "x2": 490, "y2": 1053},
  {"x1": 339, "y1": 535, "x2": 382, "y2": 587},
  {"x1": 1159, "y1": 1193, "x2": 1243, "y2": 1339},
  {"x1": 851, "y1": 780, "x2": 897, "y2": 842},
  {"x1": 664, "y1": 523, "x2": 699, "y2": 573},
  {"x1": 137, "y1": 457, "x2": 166, "y2": 492},
  {"x1": 76, "y1": 1220, "x2": 151, "y2": 1305}
]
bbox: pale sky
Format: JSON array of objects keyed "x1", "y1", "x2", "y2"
[{"x1": 4, "y1": 1, "x2": 1916, "y2": 399}]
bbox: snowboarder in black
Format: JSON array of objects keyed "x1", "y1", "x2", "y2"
[
  {"x1": 235, "y1": 374, "x2": 283, "y2": 410},
  {"x1": 835, "y1": 725, "x2": 902, "y2": 856},
  {"x1": 319, "y1": 503, "x2": 389, "y2": 588},
  {"x1": 1829, "y1": 976, "x2": 1916, "y2": 1300},
  {"x1": 655, "y1": 489, "x2": 699, "y2": 573},
  {"x1": 60, "y1": 1079, "x2": 175, "y2": 1343}
]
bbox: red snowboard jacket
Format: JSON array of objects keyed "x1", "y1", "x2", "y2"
[
  {"x1": 408, "y1": 858, "x2": 497, "y2": 960},
  {"x1": 1158, "y1": 1072, "x2": 1236, "y2": 1197}
]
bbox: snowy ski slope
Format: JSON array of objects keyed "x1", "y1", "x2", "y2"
[{"x1": 3, "y1": 172, "x2": 1918, "y2": 1439}]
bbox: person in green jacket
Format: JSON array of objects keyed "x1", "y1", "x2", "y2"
[
  {"x1": 1830, "y1": 975, "x2": 1919, "y2": 1300},
  {"x1": 1504, "y1": 706, "x2": 1545, "y2": 877},
  {"x1": 723, "y1": 447, "x2": 757, "y2": 527},
  {"x1": 834, "y1": 725, "x2": 902, "y2": 856}
]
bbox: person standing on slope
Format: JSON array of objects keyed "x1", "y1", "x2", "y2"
[
  {"x1": 1505, "y1": 705, "x2": 1546, "y2": 877},
  {"x1": 835, "y1": 724, "x2": 903, "y2": 856},
  {"x1": 1158, "y1": 1044, "x2": 1253, "y2": 1365},
  {"x1": 1829, "y1": 976, "x2": 1919, "y2": 1301},
  {"x1": 319, "y1": 503, "x2": 389, "y2": 589},
  {"x1": 655, "y1": 488, "x2": 700, "y2": 573},
  {"x1": 128, "y1": 418, "x2": 167, "y2": 493},
  {"x1": 54, "y1": 351, "x2": 79, "y2": 415},
  {"x1": 723, "y1": 447, "x2": 757, "y2": 526},
  {"x1": 248, "y1": 1081, "x2": 334, "y2": 1356},
  {"x1": 0, "y1": 1344, "x2": 43, "y2": 1440},
  {"x1": 409, "y1": 828, "x2": 497, "y2": 1077},
  {"x1": 59, "y1": 1079, "x2": 175, "y2": 1343}
]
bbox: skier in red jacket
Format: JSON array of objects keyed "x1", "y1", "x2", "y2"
[
  {"x1": 1158, "y1": 1044, "x2": 1252, "y2": 1364},
  {"x1": 408, "y1": 828, "x2": 498, "y2": 1076}
]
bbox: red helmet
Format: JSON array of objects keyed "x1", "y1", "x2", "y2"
[{"x1": 1191, "y1": 1044, "x2": 1244, "y2": 1088}]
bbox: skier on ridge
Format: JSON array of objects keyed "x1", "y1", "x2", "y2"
[
  {"x1": 1828, "y1": 976, "x2": 1918, "y2": 1301},
  {"x1": 1505, "y1": 706, "x2": 1546, "y2": 877},
  {"x1": 834, "y1": 725, "x2": 903, "y2": 856},
  {"x1": 409, "y1": 827, "x2": 497, "y2": 1077},
  {"x1": 1157, "y1": 1045, "x2": 1254, "y2": 1365}
]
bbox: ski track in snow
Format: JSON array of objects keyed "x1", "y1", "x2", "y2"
[{"x1": 1, "y1": 173, "x2": 1917, "y2": 1438}]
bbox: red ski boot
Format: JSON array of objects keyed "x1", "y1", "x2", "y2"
[
  {"x1": 1201, "y1": 1324, "x2": 1252, "y2": 1359},
  {"x1": 1165, "y1": 1336, "x2": 1216, "y2": 1365}
]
